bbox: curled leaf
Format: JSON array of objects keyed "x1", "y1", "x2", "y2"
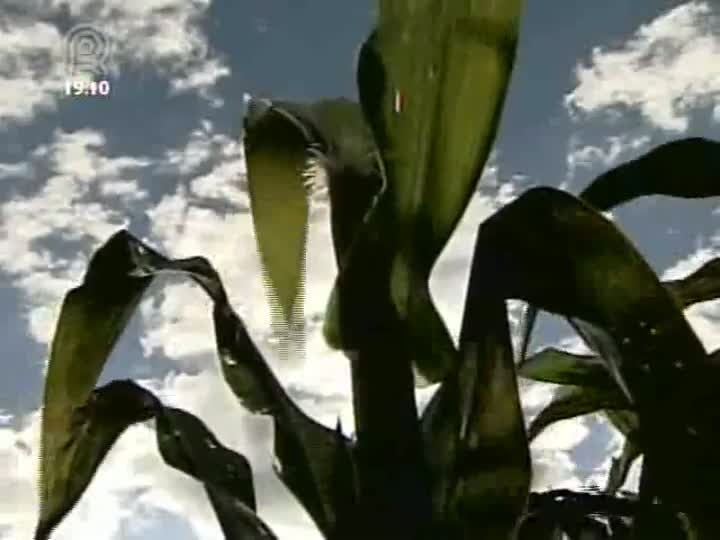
[
  {"x1": 36, "y1": 380, "x2": 277, "y2": 540},
  {"x1": 580, "y1": 137, "x2": 720, "y2": 212},
  {"x1": 37, "y1": 231, "x2": 154, "y2": 539}
]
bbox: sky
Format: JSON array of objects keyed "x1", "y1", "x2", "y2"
[{"x1": 1, "y1": 0, "x2": 720, "y2": 538}]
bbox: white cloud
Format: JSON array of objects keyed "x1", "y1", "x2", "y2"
[
  {"x1": 162, "y1": 120, "x2": 244, "y2": 180},
  {"x1": 566, "y1": 133, "x2": 651, "y2": 181},
  {"x1": 530, "y1": 449, "x2": 582, "y2": 491},
  {"x1": 170, "y1": 57, "x2": 230, "y2": 107},
  {"x1": 100, "y1": 179, "x2": 148, "y2": 201},
  {"x1": 0, "y1": 0, "x2": 228, "y2": 125},
  {"x1": 0, "y1": 128, "x2": 149, "y2": 344},
  {"x1": 565, "y1": 1, "x2": 720, "y2": 131},
  {"x1": 0, "y1": 161, "x2": 32, "y2": 180},
  {"x1": 0, "y1": 20, "x2": 65, "y2": 124}
]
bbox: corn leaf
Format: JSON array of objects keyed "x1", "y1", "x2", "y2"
[
  {"x1": 36, "y1": 231, "x2": 154, "y2": 539},
  {"x1": 35, "y1": 379, "x2": 277, "y2": 540},
  {"x1": 35, "y1": 380, "x2": 155, "y2": 539},
  {"x1": 517, "y1": 137, "x2": 720, "y2": 367},
  {"x1": 518, "y1": 347, "x2": 612, "y2": 387},
  {"x1": 37, "y1": 230, "x2": 356, "y2": 539},
  {"x1": 332, "y1": 0, "x2": 524, "y2": 384},
  {"x1": 474, "y1": 186, "x2": 720, "y2": 521},
  {"x1": 528, "y1": 385, "x2": 629, "y2": 441},
  {"x1": 358, "y1": 0, "x2": 522, "y2": 254},
  {"x1": 154, "y1": 404, "x2": 276, "y2": 539},
  {"x1": 422, "y1": 225, "x2": 531, "y2": 538},
  {"x1": 125, "y1": 233, "x2": 359, "y2": 538},
  {"x1": 244, "y1": 100, "x2": 312, "y2": 358},
  {"x1": 580, "y1": 138, "x2": 720, "y2": 212}
]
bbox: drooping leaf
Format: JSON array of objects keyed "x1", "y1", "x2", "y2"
[
  {"x1": 528, "y1": 385, "x2": 629, "y2": 441},
  {"x1": 243, "y1": 99, "x2": 313, "y2": 359},
  {"x1": 518, "y1": 138, "x2": 720, "y2": 367},
  {"x1": 473, "y1": 186, "x2": 710, "y2": 393},
  {"x1": 36, "y1": 231, "x2": 154, "y2": 540},
  {"x1": 473, "y1": 186, "x2": 720, "y2": 522},
  {"x1": 154, "y1": 405, "x2": 276, "y2": 539},
  {"x1": 422, "y1": 225, "x2": 530, "y2": 538},
  {"x1": 125, "y1": 233, "x2": 359, "y2": 539},
  {"x1": 580, "y1": 137, "x2": 720, "y2": 212},
  {"x1": 38, "y1": 229, "x2": 356, "y2": 539},
  {"x1": 271, "y1": 98, "x2": 383, "y2": 265},
  {"x1": 35, "y1": 379, "x2": 155, "y2": 539},
  {"x1": 328, "y1": 0, "x2": 524, "y2": 384},
  {"x1": 35, "y1": 379, "x2": 277, "y2": 540}
]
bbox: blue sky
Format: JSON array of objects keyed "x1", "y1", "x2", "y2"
[{"x1": 1, "y1": 1, "x2": 720, "y2": 538}]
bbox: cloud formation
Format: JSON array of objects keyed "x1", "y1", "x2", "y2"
[
  {"x1": 566, "y1": 1, "x2": 720, "y2": 132},
  {"x1": 0, "y1": 0, "x2": 228, "y2": 125}
]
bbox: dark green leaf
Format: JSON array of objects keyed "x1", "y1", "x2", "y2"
[
  {"x1": 154, "y1": 405, "x2": 276, "y2": 539},
  {"x1": 37, "y1": 231, "x2": 154, "y2": 539},
  {"x1": 38, "y1": 229, "x2": 356, "y2": 538},
  {"x1": 528, "y1": 385, "x2": 629, "y2": 441},
  {"x1": 580, "y1": 137, "x2": 720, "y2": 212},
  {"x1": 422, "y1": 230, "x2": 530, "y2": 537},
  {"x1": 35, "y1": 380, "x2": 277, "y2": 540},
  {"x1": 473, "y1": 186, "x2": 709, "y2": 398},
  {"x1": 475, "y1": 187, "x2": 720, "y2": 520},
  {"x1": 518, "y1": 347, "x2": 613, "y2": 387},
  {"x1": 35, "y1": 380, "x2": 155, "y2": 539},
  {"x1": 519, "y1": 139, "x2": 719, "y2": 366},
  {"x1": 124, "y1": 233, "x2": 359, "y2": 539},
  {"x1": 516, "y1": 256, "x2": 720, "y2": 368}
]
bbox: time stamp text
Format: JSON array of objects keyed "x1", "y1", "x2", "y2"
[
  {"x1": 64, "y1": 79, "x2": 111, "y2": 97},
  {"x1": 63, "y1": 24, "x2": 113, "y2": 98}
]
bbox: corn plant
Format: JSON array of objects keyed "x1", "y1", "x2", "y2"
[{"x1": 34, "y1": 1, "x2": 720, "y2": 539}]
